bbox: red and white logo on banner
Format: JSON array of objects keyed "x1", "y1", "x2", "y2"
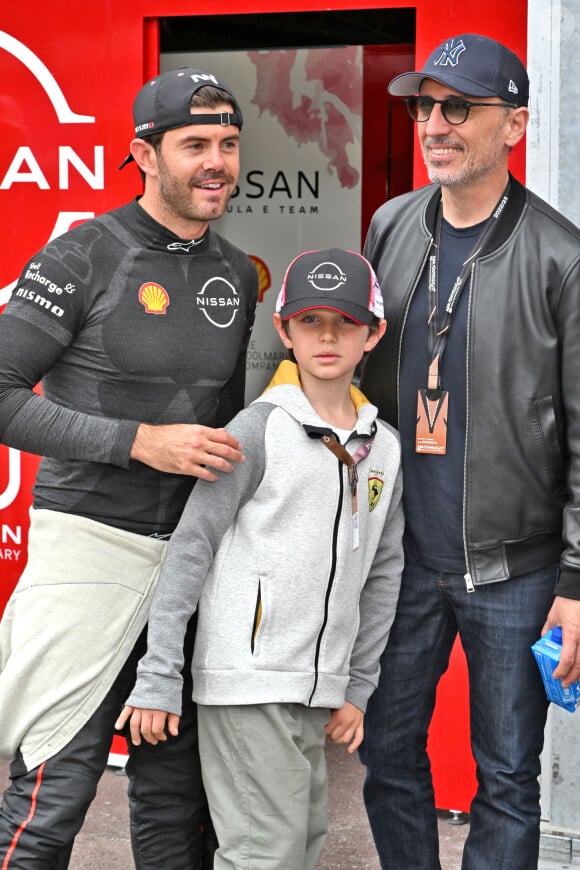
[
  {"x1": 0, "y1": 447, "x2": 20, "y2": 512},
  {"x1": 0, "y1": 29, "x2": 103, "y2": 309},
  {"x1": 0, "y1": 30, "x2": 102, "y2": 610},
  {"x1": 0, "y1": 445, "x2": 31, "y2": 614}
]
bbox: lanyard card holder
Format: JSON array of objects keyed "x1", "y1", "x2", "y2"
[{"x1": 416, "y1": 387, "x2": 448, "y2": 454}]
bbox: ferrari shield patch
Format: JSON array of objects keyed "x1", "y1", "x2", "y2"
[{"x1": 368, "y1": 476, "x2": 384, "y2": 512}]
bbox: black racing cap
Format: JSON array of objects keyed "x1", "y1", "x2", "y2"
[
  {"x1": 388, "y1": 34, "x2": 529, "y2": 107},
  {"x1": 276, "y1": 249, "x2": 385, "y2": 326},
  {"x1": 119, "y1": 67, "x2": 243, "y2": 169}
]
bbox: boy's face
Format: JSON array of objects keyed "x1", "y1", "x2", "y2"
[{"x1": 273, "y1": 308, "x2": 385, "y2": 384}]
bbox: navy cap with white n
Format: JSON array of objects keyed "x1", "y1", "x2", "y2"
[
  {"x1": 276, "y1": 249, "x2": 384, "y2": 326},
  {"x1": 119, "y1": 67, "x2": 243, "y2": 169},
  {"x1": 388, "y1": 34, "x2": 529, "y2": 107}
]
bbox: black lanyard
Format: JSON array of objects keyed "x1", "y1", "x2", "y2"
[{"x1": 426, "y1": 181, "x2": 511, "y2": 390}]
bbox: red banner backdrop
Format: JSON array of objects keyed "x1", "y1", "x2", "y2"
[{"x1": 0, "y1": 0, "x2": 528, "y2": 804}]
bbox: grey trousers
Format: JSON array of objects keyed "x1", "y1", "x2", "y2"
[{"x1": 198, "y1": 703, "x2": 330, "y2": 870}]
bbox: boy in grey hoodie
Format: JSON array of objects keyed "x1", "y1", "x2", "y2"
[{"x1": 117, "y1": 248, "x2": 404, "y2": 869}]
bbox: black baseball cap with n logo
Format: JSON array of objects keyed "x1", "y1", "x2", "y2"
[
  {"x1": 388, "y1": 34, "x2": 529, "y2": 107},
  {"x1": 119, "y1": 67, "x2": 243, "y2": 169}
]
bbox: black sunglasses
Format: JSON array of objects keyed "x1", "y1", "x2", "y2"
[{"x1": 404, "y1": 95, "x2": 518, "y2": 126}]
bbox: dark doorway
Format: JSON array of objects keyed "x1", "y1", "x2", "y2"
[
  {"x1": 160, "y1": 9, "x2": 415, "y2": 53},
  {"x1": 160, "y1": 8, "x2": 416, "y2": 239}
]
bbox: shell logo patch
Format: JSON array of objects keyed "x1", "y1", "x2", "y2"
[
  {"x1": 368, "y1": 475, "x2": 384, "y2": 512},
  {"x1": 248, "y1": 254, "x2": 271, "y2": 303},
  {"x1": 139, "y1": 282, "x2": 170, "y2": 315}
]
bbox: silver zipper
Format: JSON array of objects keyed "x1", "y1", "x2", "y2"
[{"x1": 462, "y1": 265, "x2": 476, "y2": 591}]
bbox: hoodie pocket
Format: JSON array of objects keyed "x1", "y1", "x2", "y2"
[{"x1": 251, "y1": 580, "x2": 263, "y2": 654}]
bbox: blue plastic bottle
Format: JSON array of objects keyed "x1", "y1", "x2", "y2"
[{"x1": 531, "y1": 626, "x2": 580, "y2": 713}]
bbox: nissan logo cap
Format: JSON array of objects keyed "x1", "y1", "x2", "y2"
[
  {"x1": 120, "y1": 67, "x2": 243, "y2": 168},
  {"x1": 276, "y1": 249, "x2": 385, "y2": 326},
  {"x1": 388, "y1": 34, "x2": 529, "y2": 107}
]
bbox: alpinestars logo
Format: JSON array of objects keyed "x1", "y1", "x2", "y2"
[
  {"x1": 434, "y1": 39, "x2": 466, "y2": 68},
  {"x1": 166, "y1": 239, "x2": 205, "y2": 253}
]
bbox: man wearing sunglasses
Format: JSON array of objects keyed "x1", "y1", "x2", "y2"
[{"x1": 359, "y1": 33, "x2": 580, "y2": 870}]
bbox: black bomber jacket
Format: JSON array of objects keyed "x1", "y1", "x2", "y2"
[{"x1": 360, "y1": 176, "x2": 580, "y2": 598}]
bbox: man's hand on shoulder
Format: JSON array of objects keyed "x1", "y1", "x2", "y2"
[{"x1": 130, "y1": 423, "x2": 245, "y2": 480}]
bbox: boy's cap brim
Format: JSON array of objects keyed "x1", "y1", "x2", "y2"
[{"x1": 279, "y1": 299, "x2": 375, "y2": 325}]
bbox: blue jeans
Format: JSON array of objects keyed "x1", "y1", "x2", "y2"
[{"x1": 359, "y1": 560, "x2": 557, "y2": 870}]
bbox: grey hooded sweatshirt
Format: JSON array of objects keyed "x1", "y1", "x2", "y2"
[{"x1": 127, "y1": 360, "x2": 404, "y2": 716}]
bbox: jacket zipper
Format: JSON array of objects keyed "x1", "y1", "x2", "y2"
[
  {"x1": 463, "y1": 265, "x2": 476, "y2": 592},
  {"x1": 251, "y1": 581, "x2": 262, "y2": 653},
  {"x1": 308, "y1": 456, "x2": 343, "y2": 705}
]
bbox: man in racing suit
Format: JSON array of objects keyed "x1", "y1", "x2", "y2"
[{"x1": 0, "y1": 67, "x2": 258, "y2": 869}]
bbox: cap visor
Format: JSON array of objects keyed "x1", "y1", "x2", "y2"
[
  {"x1": 280, "y1": 300, "x2": 372, "y2": 325},
  {"x1": 388, "y1": 70, "x2": 497, "y2": 98}
]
